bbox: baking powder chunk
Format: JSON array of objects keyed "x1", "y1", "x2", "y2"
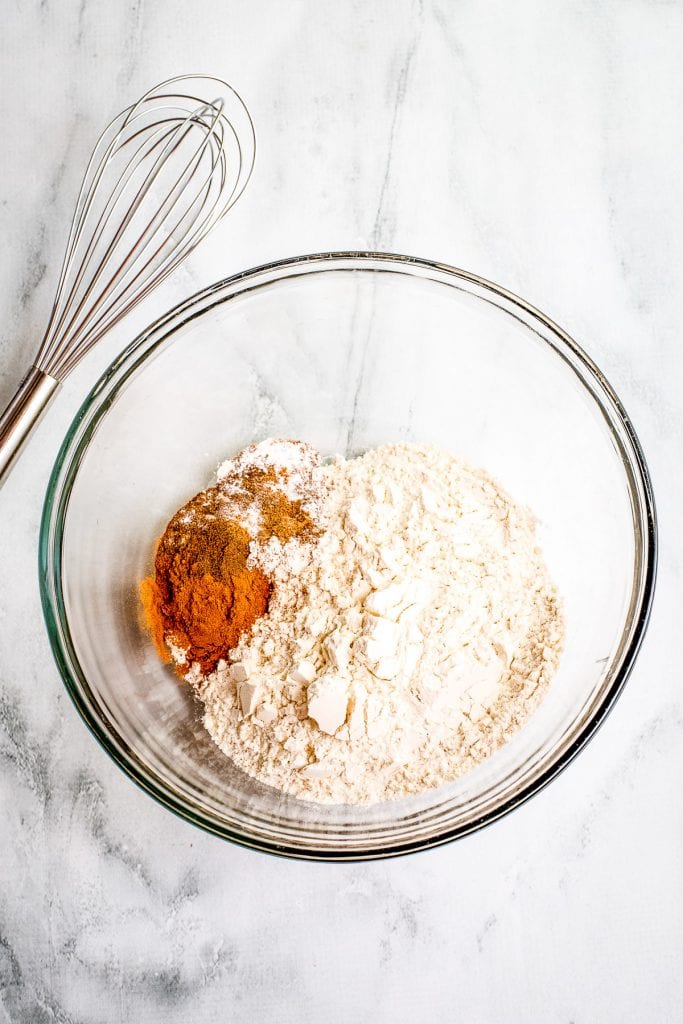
[{"x1": 306, "y1": 675, "x2": 349, "y2": 735}]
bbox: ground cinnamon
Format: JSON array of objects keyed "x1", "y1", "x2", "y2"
[
  {"x1": 141, "y1": 486, "x2": 271, "y2": 677},
  {"x1": 220, "y1": 461, "x2": 319, "y2": 543},
  {"x1": 142, "y1": 441, "x2": 322, "y2": 679}
]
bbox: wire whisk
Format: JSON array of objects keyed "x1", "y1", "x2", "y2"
[{"x1": 0, "y1": 74, "x2": 255, "y2": 485}]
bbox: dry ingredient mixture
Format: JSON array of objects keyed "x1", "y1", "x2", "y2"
[{"x1": 142, "y1": 439, "x2": 564, "y2": 804}]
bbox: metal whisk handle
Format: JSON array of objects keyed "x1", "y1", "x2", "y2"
[{"x1": 0, "y1": 367, "x2": 61, "y2": 486}]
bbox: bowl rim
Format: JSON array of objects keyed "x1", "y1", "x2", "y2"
[{"x1": 39, "y1": 250, "x2": 658, "y2": 860}]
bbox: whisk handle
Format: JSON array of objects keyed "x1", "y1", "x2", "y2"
[{"x1": 0, "y1": 366, "x2": 60, "y2": 488}]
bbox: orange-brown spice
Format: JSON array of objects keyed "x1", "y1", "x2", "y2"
[
  {"x1": 221, "y1": 462, "x2": 319, "y2": 543},
  {"x1": 141, "y1": 444, "x2": 321, "y2": 680},
  {"x1": 141, "y1": 486, "x2": 271, "y2": 677}
]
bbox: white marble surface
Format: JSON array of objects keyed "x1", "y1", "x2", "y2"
[{"x1": 1, "y1": 1, "x2": 681, "y2": 1020}]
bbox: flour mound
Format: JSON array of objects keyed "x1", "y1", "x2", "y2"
[{"x1": 198, "y1": 443, "x2": 564, "y2": 805}]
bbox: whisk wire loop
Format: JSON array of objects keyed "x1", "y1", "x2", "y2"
[
  {"x1": 34, "y1": 75, "x2": 255, "y2": 380},
  {"x1": 0, "y1": 74, "x2": 255, "y2": 485},
  {"x1": 50, "y1": 103, "x2": 225, "y2": 370}
]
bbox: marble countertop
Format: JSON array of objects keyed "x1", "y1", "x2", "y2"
[{"x1": 1, "y1": 2, "x2": 681, "y2": 1021}]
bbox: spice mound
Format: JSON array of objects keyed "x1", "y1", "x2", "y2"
[
  {"x1": 140, "y1": 439, "x2": 322, "y2": 676},
  {"x1": 141, "y1": 439, "x2": 565, "y2": 805}
]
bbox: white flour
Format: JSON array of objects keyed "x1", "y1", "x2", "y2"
[{"x1": 194, "y1": 442, "x2": 564, "y2": 804}]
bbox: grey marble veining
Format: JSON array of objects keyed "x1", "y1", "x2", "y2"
[{"x1": 1, "y1": 2, "x2": 681, "y2": 1021}]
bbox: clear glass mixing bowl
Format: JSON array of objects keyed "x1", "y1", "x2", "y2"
[{"x1": 39, "y1": 253, "x2": 657, "y2": 859}]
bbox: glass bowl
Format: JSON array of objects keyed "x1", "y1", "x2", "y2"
[{"x1": 39, "y1": 253, "x2": 657, "y2": 860}]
